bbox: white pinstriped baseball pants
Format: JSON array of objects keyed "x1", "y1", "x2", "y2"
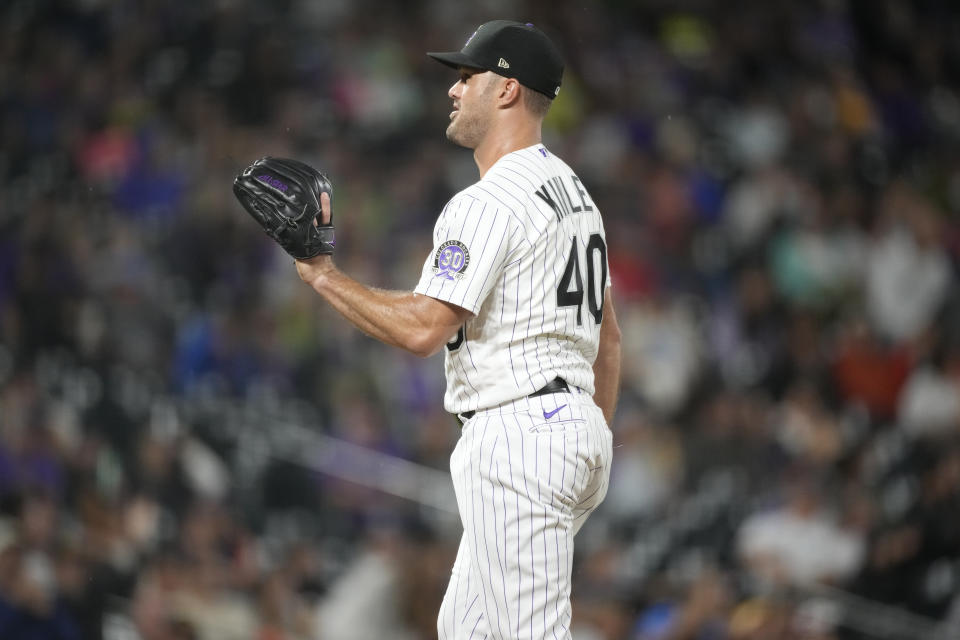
[{"x1": 438, "y1": 389, "x2": 613, "y2": 640}]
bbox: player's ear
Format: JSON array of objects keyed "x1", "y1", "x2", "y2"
[{"x1": 497, "y1": 78, "x2": 523, "y2": 108}]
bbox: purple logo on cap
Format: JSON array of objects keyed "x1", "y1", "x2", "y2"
[{"x1": 257, "y1": 174, "x2": 289, "y2": 192}]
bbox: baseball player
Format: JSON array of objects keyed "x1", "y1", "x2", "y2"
[{"x1": 232, "y1": 20, "x2": 621, "y2": 640}]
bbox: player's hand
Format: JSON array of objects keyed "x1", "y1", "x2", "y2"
[{"x1": 296, "y1": 191, "x2": 335, "y2": 286}]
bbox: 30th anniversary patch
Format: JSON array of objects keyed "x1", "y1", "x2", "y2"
[{"x1": 432, "y1": 240, "x2": 470, "y2": 281}]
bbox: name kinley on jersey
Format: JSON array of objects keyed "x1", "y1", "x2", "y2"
[{"x1": 534, "y1": 173, "x2": 595, "y2": 221}]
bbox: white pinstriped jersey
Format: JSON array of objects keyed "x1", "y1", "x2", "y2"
[{"x1": 414, "y1": 144, "x2": 611, "y2": 414}]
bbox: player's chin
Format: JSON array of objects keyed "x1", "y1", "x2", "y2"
[
  {"x1": 448, "y1": 122, "x2": 483, "y2": 148},
  {"x1": 445, "y1": 124, "x2": 470, "y2": 148}
]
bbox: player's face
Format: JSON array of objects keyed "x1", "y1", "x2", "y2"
[{"x1": 446, "y1": 68, "x2": 497, "y2": 149}]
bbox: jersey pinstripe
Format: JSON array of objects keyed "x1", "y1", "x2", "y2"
[{"x1": 414, "y1": 144, "x2": 610, "y2": 414}]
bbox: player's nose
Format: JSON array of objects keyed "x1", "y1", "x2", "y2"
[{"x1": 448, "y1": 80, "x2": 461, "y2": 99}]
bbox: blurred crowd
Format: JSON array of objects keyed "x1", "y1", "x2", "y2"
[{"x1": 2, "y1": 0, "x2": 960, "y2": 638}]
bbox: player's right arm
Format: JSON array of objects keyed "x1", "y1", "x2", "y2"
[
  {"x1": 592, "y1": 290, "x2": 621, "y2": 424},
  {"x1": 295, "y1": 191, "x2": 472, "y2": 357},
  {"x1": 301, "y1": 264, "x2": 470, "y2": 358}
]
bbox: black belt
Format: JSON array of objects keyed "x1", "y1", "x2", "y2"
[
  {"x1": 528, "y1": 377, "x2": 570, "y2": 397},
  {"x1": 457, "y1": 377, "x2": 570, "y2": 422}
]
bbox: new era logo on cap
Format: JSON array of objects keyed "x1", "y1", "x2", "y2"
[{"x1": 497, "y1": 57, "x2": 510, "y2": 69}]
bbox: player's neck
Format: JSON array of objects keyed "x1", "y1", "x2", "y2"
[{"x1": 474, "y1": 119, "x2": 542, "y2": 177}]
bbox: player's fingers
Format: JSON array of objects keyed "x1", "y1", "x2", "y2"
[{"x1": 320, "y1": 191, "x2": 332, "y2": 225}]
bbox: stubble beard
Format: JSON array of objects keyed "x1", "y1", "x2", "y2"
[
  {"x1": 445, "y1": 79, "x2": 494, "y2": 149},
  {"x1": 446, "y1": 109, "x2": 489, "y2": 149}
]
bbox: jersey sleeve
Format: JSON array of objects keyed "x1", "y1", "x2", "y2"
[{"x1": 414, "y1": 193, "x2": 519, "y2": 314}]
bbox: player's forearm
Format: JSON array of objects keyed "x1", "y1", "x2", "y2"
[
  {"x1": 303, "y1": 263, "x2": 455, "y2": 357},
  {"x1": 311, "y1": 268, "x2": 412, "y2": 349},
  {"x1": 593, "y1": 339, "x2": 621, "y2": 423},
  {"x1": 592, "y1": 293, "x2": 622, "y2": 424}
]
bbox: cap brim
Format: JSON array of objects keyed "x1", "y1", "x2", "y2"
[{"x1": 427, "y1": 51, "x2": 483, "y2": 71}]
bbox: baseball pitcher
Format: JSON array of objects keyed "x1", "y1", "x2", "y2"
[{"x1": 233, "y1": 20, "x2": 622, "y2": 640}]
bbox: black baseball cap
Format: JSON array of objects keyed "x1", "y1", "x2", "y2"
[{"x1": 427, "y1": 20, "x2": 564, "y2": 99}]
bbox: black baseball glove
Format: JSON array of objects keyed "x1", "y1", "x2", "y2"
[{"x1": 232, "y1": 157, "x2": 335, "y2": 259}]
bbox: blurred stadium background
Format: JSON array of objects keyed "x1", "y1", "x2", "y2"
[{"x1": 2, "y1": 0, "x2": 960, "y2": 638}]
